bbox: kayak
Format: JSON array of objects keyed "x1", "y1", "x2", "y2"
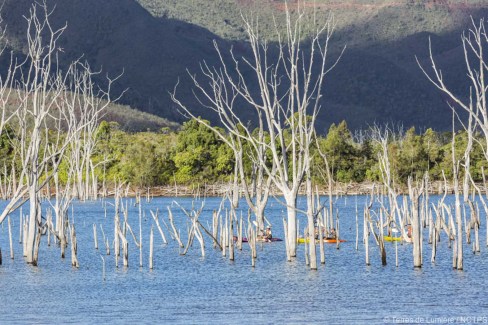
[
  {"x1": 233, "y1": 236, "x2": 283, "y2": 243},
  {"x1": 384, "y1": 236, "x2": 402, "y2": 242},
  {"x1": 297, "y1": 237, "x2": 346, "y2": 244}
]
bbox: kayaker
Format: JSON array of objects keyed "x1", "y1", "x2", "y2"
[
  {"x1": 330, "y1": 228, "x2": 336, "y2": 239},
  {"x1": 265, "y1": 226, "x2": 272, "y2": 241}
]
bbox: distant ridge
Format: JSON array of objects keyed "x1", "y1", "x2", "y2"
[{"x1": 1, "y1": 0, "x2": 488, "y2": 131}]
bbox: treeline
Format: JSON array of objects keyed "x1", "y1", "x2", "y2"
[
  {"x1": 103, "y1": 119, "x2": 488, "y2": 187},
  {"x1": 2, "y1": 118, "x2": 481, "y2": 188}
]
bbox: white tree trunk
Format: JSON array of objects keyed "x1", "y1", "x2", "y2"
[{"x1": 284, "y1": 192, "x2": 298, "y2": 258}]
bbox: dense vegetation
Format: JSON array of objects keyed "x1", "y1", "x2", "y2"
[
  {"x1": 137, "y1": 0, "x2": 486, "y2": 43},
  {"x1": 1, "y1": 118, "x2": 482, "y2": 188}
]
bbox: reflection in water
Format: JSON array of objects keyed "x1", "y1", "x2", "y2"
[{"x1": 0, "y1": 195, "x2": 486, "y2": 323}]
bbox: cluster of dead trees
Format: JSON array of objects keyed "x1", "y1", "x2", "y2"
[
  {"x1": 361, "y1": 16, "x2": 488, "y2": 270},
  {"x1": 0, "y1": 1, "x2": 120, "y2": 265},
  {"x1": 172, "y1": 1, "x2": 488, "y2": 271},
  {"x1": 171, "y1": 1, "x2": 346, "y2": 270}
]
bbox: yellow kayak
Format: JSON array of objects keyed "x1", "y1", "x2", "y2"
[
  {"x1": 297, "y1": 237, "x2": 346, "y2": 244},
  {"x1": 384, "y1": 236, "x2": 401, "y2": 242}
]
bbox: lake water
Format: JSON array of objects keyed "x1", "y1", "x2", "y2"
[{"x1": 0, "y1": 195, "x2": 487, "y2": 324}]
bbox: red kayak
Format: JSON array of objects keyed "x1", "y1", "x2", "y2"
[
  {"x1": 297, "y1": 237, "x2": 346, "y2": 244},
  {"x1": 233, "y1": 236, "x2": 283, "y2": 243}
]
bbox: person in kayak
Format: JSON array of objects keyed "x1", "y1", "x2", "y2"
[
  {"x1": 314, "y1": 226, "x2": 319, "y2": 239},
  {"x1": 328, "y1": 228, "x2": 336, "y2": 239},
  {"x1": 265, "y1": 226, "x2": 272, "y2": 242}
]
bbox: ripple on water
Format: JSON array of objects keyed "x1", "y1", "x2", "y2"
[{"x1": 0, "y1": 195, "x2": 487, "y2": 323}]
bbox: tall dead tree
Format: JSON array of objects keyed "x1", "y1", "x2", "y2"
[
  {"x1": 0, "y1": 13, "x2": 18, "y2": 139},
  {"x1": 408, "y1": 177, "x2": 424, "y2": 268},
  {"x1": 420, "y1": 18, "x2": 488, "y2": 160},
  {"x1": 14, "y1": 3, "x2": 71, "y2": 264},
  {"x1": 171, "y1": 55, "x2": 273, "y2": 233}
]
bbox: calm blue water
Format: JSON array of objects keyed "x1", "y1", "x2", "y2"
[{"x1": 0, "y1": 195, "x2": 487, "y2": 324}]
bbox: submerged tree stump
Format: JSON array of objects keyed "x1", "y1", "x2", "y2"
[
  {"x1": 8, "y1": 216, "x2": 13, "y2": 260},
  {"x1": 70, "y1": 225, "x2": 79, "y2": 268},
  {"x1": 149, "y1": 226, "x2": 154, "y2": 270},
  {"x1": 93, "y1": 224, "x2": 98, "y2": 250}
]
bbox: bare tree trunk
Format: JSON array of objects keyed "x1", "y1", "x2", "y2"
[
  {"x1": 284, "y1": 192, "x2": 298, "y2": 258},
  {"x1": 151, "y1": 210, "x2": 168, "y2": 245},
  {"x1": 212, "y1": 210, "x2": 218, "y2": 249},
  {"x1": 355, "y1": 202, "x2": 359, "y2": 251},
  {"x1": 32, "y1": 228, "x2": 41, "y2": 266},
  {"x1": 23, "y1": 218, "x2": 28, "y2": 257},
  {"x1": 379, "y1": 210, "x2": 386, "y2": 266},
  {"x1": 304, "y1": 227, "x2": 309, "y2": 266},
  {"x1": 474, "y1": 204, "x2": 480, "y2": 253},
  {"x1": 167, "y1": 207, "x2": 182, "y2": 247},
  {"x1": 46, "y1": 210, "x2": 52, "y2": 247},
  {"x1": 409, "y1": 178, "x2": 422, "y2": 268},
  {"x1": 149, "y1": 226, "x2": 154, "y2": 269},
  {"x1": 122, "y1": 236, "x2": 129, "y2": 268},
  {"x1": 431, "y1": 225, "x2": 437, "y2": 263},
  {"x1": 364, "y1": 208, "x2": 370, "y2": 266},
  {"x1": 283, "y1": 219, "x2": 291, "y2": 262},
  {"x1": 238, "y1": 214, "x2": 243, "y2": 251},
  {"x1": 319, "y1": 214, "x2": 325, "y2": 265},
  {"x1": 19, "y1": 211, "x2": 22, "y2": 244},
  {"x1": 453, "y1": 155, "x2": 463, "y2": 270},
  {"x1": 8, "y1": 216, "x2": 13, "y2": 259},
  {"x1": 248, "y1": 225, "x2": 256, "y2": 267},
  {"x1": 93, "y1": 223, "x2": 98, "y2": 250},
  {"x1": 26, "y1": 187, "x2": 40, "y2": 264},
  {"x1": 229, "y1": 209, "x2": 234, "y2": 261},
  {"x1": 139, "y1": 200, "x2": 143, "y2": 268},
  {"x1": 306, "y1": 168, "x2": 317, "y2": 270},
  {"x1": 70, "y1": 224, "x2": 79, "y2": 268}
]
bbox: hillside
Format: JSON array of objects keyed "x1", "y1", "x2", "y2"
[
  {"x1": 1, "y1": 88, "x2": 177, "y2": 132},
  {"x1": 102, "y1": 103, "x2": 179, "y2": 132},
  {"x1": 1, "y1": 0, "x2": 228, "y2": 124},
  {"x1": 138, "y1": 0, "x2": 486, "y2": 43},
  {"x1": 1, "y1": 0, "x2": 488, "y2": 131}
]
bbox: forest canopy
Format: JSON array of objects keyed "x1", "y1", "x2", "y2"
[{"x1": 0, "y1": 118, "x2": 481, "y2": 189}]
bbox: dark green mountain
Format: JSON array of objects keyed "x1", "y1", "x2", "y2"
[{"x1": 2, "y1": 0, "x2": 488, "y2": 132}]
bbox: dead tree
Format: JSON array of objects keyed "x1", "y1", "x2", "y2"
[
  {"x1": 171, "y1": 67, "x2": 273, "y2": 234},
  {"x1": 408, "y1": 177, "x2": 424, "y2": 268},
  {"x1": 0, "y1": 14, "x2": 18, "y2": 140},
  {"x1": 370, "y1": 126, "x2": 407, "y2": 241},
  {"x1": 419, "y1": 18, "x2": 488, "y2": 164},
  {"x1": 175, "y1": 201, "x2": 209, "y2": 257},
  {"x1": 315, "y1": 137, "x2": 336, "y2": 237},
  {"x1": 11, "y1": 3, "x2": 71, "y2": 264}
]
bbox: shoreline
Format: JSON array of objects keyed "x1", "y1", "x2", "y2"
[{"x1": 89, "y1": 181, "x2": 469, "y2": 198}]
